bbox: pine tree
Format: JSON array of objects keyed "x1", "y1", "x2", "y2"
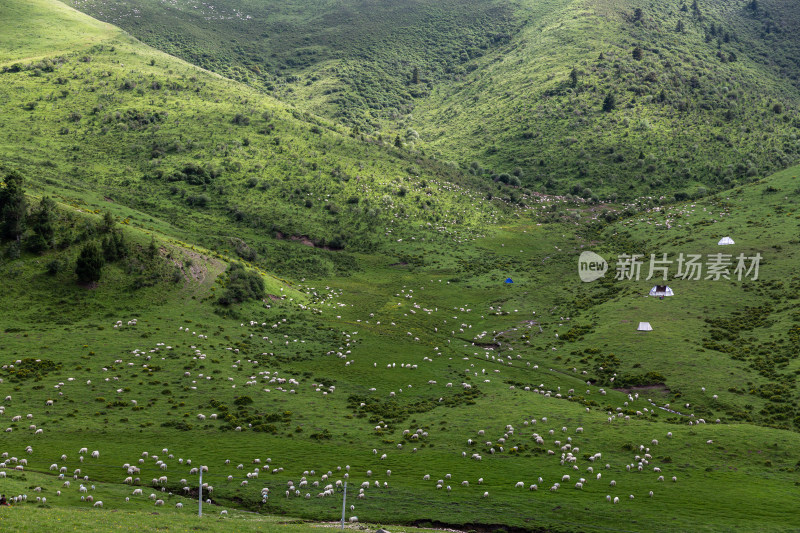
[
  {"x1": 569, "y1": 68, "x2": 579, "y2": 87},
  {"x1": 102, "y1": 231, "x2": 127, "y2": 262},
  {"x1": 394, "y1": 135, "x2": 402, "y2": 148},
  {"x1": 632, "y1": 46, "x2": 643, "y2": 61},
  {"x1": 411, "y1": 66, "x2": 419, "y2": 84},
  {"x1": 0, "y1": 170, "x2": 27, "y2": 242},
  {"x1": 602, "y1": 92, "x2": 617, "y2": 112},
  {"x1": 28, "y1": 196, "x2": 56, "y2": 252},
  {"x1": 692, "y1": 0, "x2": 702, "y2": 19},
  {"x1": 75, "y1": 241, "x2": 104, "y2": 284},
  {"x1": 147, "y1": 236, "x2": 158, "y2": 259},
  {"x1": 101, "y1": 211, "x2": 115, "y2": 233},
  {"x1": 676, "y1": 20, "x2": 685, "y2": 33}
]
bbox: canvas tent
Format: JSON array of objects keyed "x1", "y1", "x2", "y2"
[
  {"x1": 504, "y1": 278, "x2": 514, "y2": 284},
  {"x1": 718, "y1": 236, "x2": 735, "y2": 245},
  {"x1": 649, "y1": 285, "x2": 674, "y2": 297},
  {"x1": 637, "y1": 322, "x2": 653, "y2": 331}
]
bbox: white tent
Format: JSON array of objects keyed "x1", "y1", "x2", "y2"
[
  {"x1": 649, "y1": 285, "x2": 674, "y2": 297},
  {"x1": 718, "y1": 237, "x2": 735, "y2": 245},
  {"x1": 637, "y1": 322, "x2": 653, "y2": 331}
]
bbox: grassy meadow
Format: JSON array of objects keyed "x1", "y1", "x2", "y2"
[{"x1": 0, "y1": 1, "x2": 799, "y2": 532}]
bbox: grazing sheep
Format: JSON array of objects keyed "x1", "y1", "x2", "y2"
[{"x1": 93, "y1": 501, "x2": 103, "y2": 508}]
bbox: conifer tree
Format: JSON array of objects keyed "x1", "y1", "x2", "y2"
[
  {"x1": 28, "y1": 196, "x2": 56, "y2": 252},
  {"x1": 0, "y1": 170, "x2": 27, "y2": 242},
  {"x1": 602, "y1": 92, "x2": 617, "y2": 112},
  {"x1": 76, "y1": 241, "x2": 104, "y2": 284}
]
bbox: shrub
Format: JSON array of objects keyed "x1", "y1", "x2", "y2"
[
  {"x1": 218, "y1": 263, "x2": 265, "y2": 305},
  {"x1": 231, "y1": 113, "x2": 250, "y2": 126},
  {"x1": 46, "y1": 257, "x2": 67, "y2": 275},
  {"x1": 186, "y1": 194, "x2": 209, "y2": 208},
  {"x1": 234, "y1": 395, "x2": 253, "y2": 406},
  {"x1": 75, "y1": 242, "x2": 104, "y2": 284}
]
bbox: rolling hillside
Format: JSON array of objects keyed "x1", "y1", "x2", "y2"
[
  {"x1": 1, "y1": 1, "x2": 800, "y2": 532},
  {"x1": 63, "y1": 0, "x2": 800, "y2": 198}
]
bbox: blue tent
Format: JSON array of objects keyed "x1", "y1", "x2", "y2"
[{"x1": 504, "y1": 278, "x2": 514, "y2": 284}]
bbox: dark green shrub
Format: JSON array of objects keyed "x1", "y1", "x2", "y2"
[
  {"x1": 218, "y1": 263, "x2": 265, "y2": 305},
  {"x1": 75, "y1": 241, "x2": 104, "y2": 284}
]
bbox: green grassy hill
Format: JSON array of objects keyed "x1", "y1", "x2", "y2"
[
  {"x1": 62, "y1": 0, "x2": 800, "y2": 198},
  {"x1": 1, "y1": 0, "x2": 517, "y2": 278},
  {"x1": 2, "y1": 1, "x2": 800, "y2": 532}
]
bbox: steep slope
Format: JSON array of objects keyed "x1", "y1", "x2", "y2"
[
  {"x1": 414, "y1": 0, "x2": 800, "y2": 198},
  {"x1": 0, "y1": 0, "x2": 115, "y2": 64},
  {"x1": 60, "y1": 0, "x2": 521, "y2": 125},
  {"x1": 1, "y1": 0, "x2": 513, "y2": 280},
  {"x1": 63, "y1": 0, "x2": 800, "y2": 198}
]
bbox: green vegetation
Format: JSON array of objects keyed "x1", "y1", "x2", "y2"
[
  {"x1": 75, "y1": 241, "x2": 104, "y2": 284},
  {"x1": 64, "y1": 0, "x2": 800, "y2": 198},
  {"x1": 1, "y1": 1, "x2": 800, "y2": 532}
]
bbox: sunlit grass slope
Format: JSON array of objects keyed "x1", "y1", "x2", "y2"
[{"x1": 0, "y1": 0, "x2": 117, "y2": 64}]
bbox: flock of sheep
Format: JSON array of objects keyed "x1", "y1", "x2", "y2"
[{"x1": 0, "y1": 254, "x2": 728, "y2": 524}]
